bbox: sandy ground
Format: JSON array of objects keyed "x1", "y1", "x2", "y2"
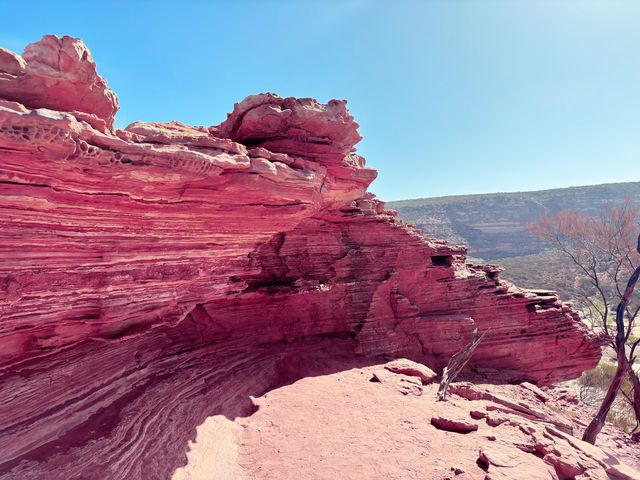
[
  {"x1": 237, "y1": 368, "x2": 481, "y2": 480},
  {"x1": 172, "y1": 360, "x2": 640, "y2": 480},
  {"x1": 172, "y1": 417, "x2": 242, "y2": 480}
]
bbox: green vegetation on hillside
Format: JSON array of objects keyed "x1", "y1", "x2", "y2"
[
  {"x1": 495, "y1": 250, "x2": 584, "y2": 304},
  {"x1": 389, "y1": 181, "x2": 640, "y2": 260},
  {"x1": 389, "y1": 181, "x2": 640, "y2": 209}
]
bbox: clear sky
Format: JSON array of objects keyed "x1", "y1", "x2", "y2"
[{"x1": 2, "y1": 0, "x2": 639, "y2": 201}]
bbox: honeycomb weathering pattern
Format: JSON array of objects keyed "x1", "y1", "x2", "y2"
[{"x1": 0, "y1": 35, "x2": 601, "y2": 478}]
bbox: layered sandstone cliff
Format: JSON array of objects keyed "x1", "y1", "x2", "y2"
[
  {"x1": 0, "y1": 36, "x2": 603, "y2": 478},
  {"x1": 389, "y1": 183, "x2": 640, "y2": 261}
]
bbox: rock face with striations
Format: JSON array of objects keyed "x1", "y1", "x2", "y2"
[{"x1": 0, "y1": 36, "x2": 602, "y2": 478}]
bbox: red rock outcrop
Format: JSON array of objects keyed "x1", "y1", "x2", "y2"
[
  {"x1": 0, "y1": 35, "x2": 118, "y2": 132},
  {"x1": 0, "y1": 36, "x2": 603, "y2": 478}
]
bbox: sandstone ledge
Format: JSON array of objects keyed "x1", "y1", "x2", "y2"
[{"x1": 0, "y1": 35, "x2": 603, "y2": 478}]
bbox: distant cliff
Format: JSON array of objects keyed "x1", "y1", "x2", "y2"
[{"x1": 388, "y1": 182, "x2": 640, "y2": 260}]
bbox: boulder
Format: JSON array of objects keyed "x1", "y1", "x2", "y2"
[
  {"x1": 431, "y1": 416, "x2": 479, "y2": 433},
  {"x1": 383, "y1": 358, "x2": 438, "y2": 383}
]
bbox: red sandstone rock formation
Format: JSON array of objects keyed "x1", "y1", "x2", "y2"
[
  {"x1": 0, "y1": 35, "x2": 118, "y2": 131},
  {"x1": 0, "y1": 36, "x2": 605, "y2": 478}
]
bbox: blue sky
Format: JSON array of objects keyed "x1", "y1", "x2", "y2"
[{"x1": 2, "y1": 0, "x2": 639, "y2": 201}]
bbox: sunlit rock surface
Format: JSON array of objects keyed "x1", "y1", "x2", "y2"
[
  {"x1": 0, "y1": 35, "x2": 118, "y2": 132},
  {"x1": 0, "y1": 36, "x2": 603, "y2": 479}
]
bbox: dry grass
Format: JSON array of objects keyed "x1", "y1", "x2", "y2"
[{"x1": 578, "y1": 361, "x2": 639, "y2": 433}]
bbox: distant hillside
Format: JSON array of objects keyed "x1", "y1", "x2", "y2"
[{"x1": 388, "y1": 182, "x2": 640, "y2": 260}]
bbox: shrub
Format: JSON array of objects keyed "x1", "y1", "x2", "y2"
[{"x1": 578, "y1": 361, "x2": 638, "y2": 433}]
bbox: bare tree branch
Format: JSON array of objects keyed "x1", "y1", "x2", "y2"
[{"x1": 437, "y1": 328, "x2": 489, "y2": 401}]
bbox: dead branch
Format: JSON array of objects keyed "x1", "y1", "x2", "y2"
[{"x1": 437, "y1": 328, "x2": 489, "y2": 401}]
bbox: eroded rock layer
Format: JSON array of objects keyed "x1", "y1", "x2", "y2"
[{"x1": 0, "y1": 36, "x2": 601, "y2": 478}]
